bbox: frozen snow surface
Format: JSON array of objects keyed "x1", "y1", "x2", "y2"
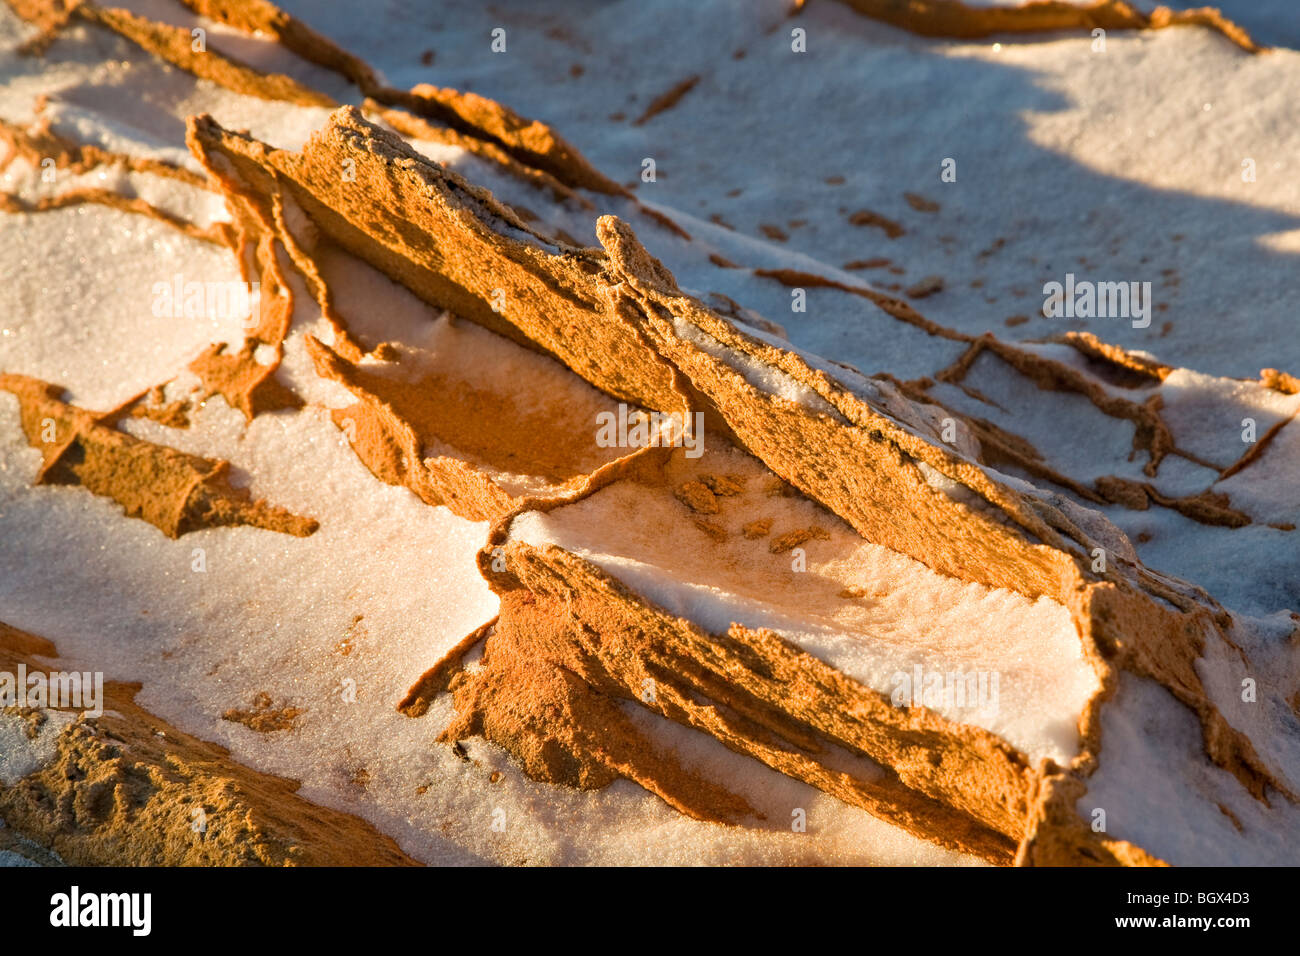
[{"x1": 0, "y1": 709, "x2": 76, "y2": 786}]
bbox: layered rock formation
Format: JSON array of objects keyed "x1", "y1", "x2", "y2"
[
  {"x1": 0, "y1": 622, "x2": 417, "y2": 865},
  {"x1": 181, "y1": 106, "x2": 1296, "y2": 865}
]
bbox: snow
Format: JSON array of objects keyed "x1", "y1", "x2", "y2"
[
  {"x1": 1080, "y1": 671, "x2": 1300, "y2": 865},
  {"x1": 672, "y1": 316, "x2": 843, "y2": 418},
  {"x1": 0, "y1": 709, "x2": 75, "y2": 786},
  {"x1": 0, "y1": 206, "x2": 247, "y2": 410}
]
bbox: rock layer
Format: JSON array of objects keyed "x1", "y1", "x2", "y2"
[{"x1": 0, "y1": 622, "x2": 417, "y2": 866}]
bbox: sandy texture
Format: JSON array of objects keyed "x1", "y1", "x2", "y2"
[
  {"x1": 0, "y1": 373, "x2": 316, "y2": 537},
  {"x1": 0, "y1": 621, "x2": 417, "y2": 865}
]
